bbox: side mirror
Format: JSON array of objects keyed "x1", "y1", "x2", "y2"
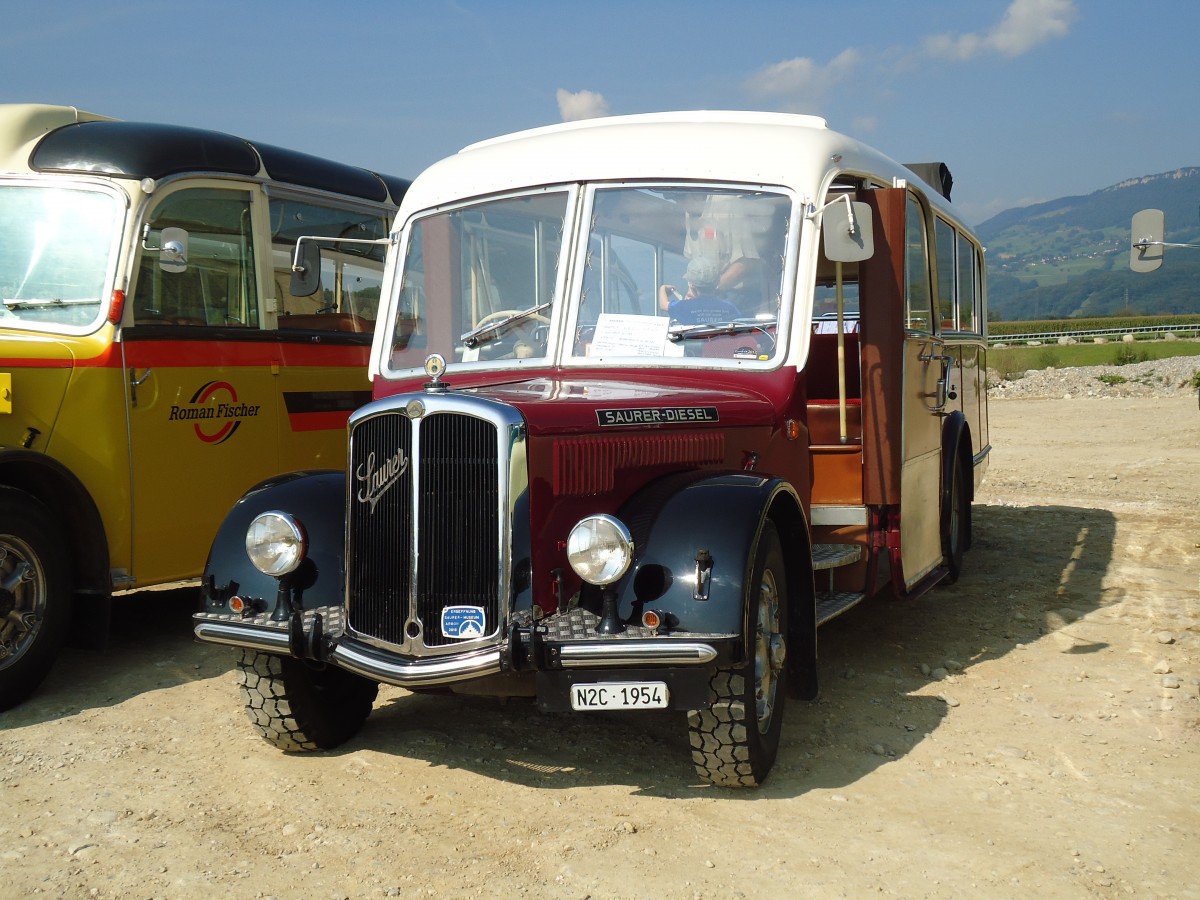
[
  {"x1": 290, "y1": 239, "x2": 322, "y2": 297},
  {"x1": 823, "y1": 199, "x2": 874, "y2": 263},
  {"x1": 1130, "y1": 208, "x2": 1164, "y2": 273},
  {"x1": 158, "y1": 227, "x2": 188, "y2": 273}
]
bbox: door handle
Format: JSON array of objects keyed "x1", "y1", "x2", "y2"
[
  {"x1": 129, "y1": 367, "x2": 154, "y2": 407},
  {"x1": 918, "y1": 346, "x2": 953, "y2": 411}
]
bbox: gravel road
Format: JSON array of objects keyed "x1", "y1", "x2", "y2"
[{"x1": 2, "y1": 370, "x2": 1198, "y2": 900}]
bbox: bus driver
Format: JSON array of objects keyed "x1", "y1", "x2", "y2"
[{"x1": 658, "y1": 257, "x2": 743, "y2": 325}]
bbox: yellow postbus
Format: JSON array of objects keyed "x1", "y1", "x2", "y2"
[{"x1": 0, "y1": 104, "x2": 407, "y2": 708}]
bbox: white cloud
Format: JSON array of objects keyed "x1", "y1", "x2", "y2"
[
  {"x1": 743, "y1": 48, "x2": 860, "y2": 108},
  {"x1": 851, "y1": 115, "x2": 879, "y2": 134},
  {"x1": 737, "y1": 1, "x2": 1077, "y2": 114},
  {"x1": 556, "y1": 89, "x2": 610, "y2": 122},
  {"x1": 924, "y1": 0, "x2": 1078, "y2": 61}
]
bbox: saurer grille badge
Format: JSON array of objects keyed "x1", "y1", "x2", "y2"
[{"x1": 355, "y1": 448, "x2": 409, "y2": 512}]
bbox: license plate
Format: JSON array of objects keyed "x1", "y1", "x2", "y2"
[{"x1": 570, "y1": 681, "x2": 669, "y2": 711}]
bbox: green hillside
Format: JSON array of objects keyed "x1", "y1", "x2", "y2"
[{"x1": 976, "y1": 168, "x2": 1200, "y2": 321}]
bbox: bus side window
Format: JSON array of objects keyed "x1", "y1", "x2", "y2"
[
  {"x1": 904, "y1": 195, "x2": 933, "y2": 332},
  {"x1": 269, "y1": 197, "x2": 387, "y2": 334},
  {"x1": 132, "y1": 188, "x2": 258, "y2": 327},
  {"x1": 956, "y1": 232, "x2": 979, "y2": 333},
  {"x1": 934, "y1": 217, "x2": 956, "y2": 330}
]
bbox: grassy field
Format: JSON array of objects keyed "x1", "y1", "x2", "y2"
[{"x1": 988, "y1": 340, "x2": 1200, "y2": 377}]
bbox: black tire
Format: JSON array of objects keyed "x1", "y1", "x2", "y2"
[
  {"x1": 688, "y1": 521, "x2": 788, "y2": 787},
  {"x1": 0, "y1": 488, "x2": 71, "y2": 711},
  {"x1": 941, "y1": 455, "x2": 970, "y2": 585},
  {"x1": 236, "y1": 649, "x2": 379, "y2": 751}
]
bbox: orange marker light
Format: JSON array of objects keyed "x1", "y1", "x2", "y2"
[{"x1": 107, "y1": 289, "x2": 125, "y2": 325}]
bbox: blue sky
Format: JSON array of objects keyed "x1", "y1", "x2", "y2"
[{"x1": 2, "y1": 0, "x2": 1195, "y2": 225}]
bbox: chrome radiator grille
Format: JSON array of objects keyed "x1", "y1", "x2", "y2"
[{"x1": 347, "y1": 404, "x2": 504, "y2": 649}]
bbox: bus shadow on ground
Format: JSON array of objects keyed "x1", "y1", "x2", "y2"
[
  {"x1": 12, "y1": 503, "x2": 1116, "y2": 800},
  {"x1": 8, "y1": 585, "x2": 223, "y2": 725},
  {"x1": 344, "y1": 502, "x2": 1118, "y2": 797}
]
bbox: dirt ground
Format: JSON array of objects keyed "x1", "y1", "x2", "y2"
[{"x1": 3, "y1": 395, "x2": 1198, "y2": 899}]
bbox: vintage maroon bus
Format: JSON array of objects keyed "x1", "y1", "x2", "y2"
[{"x1": 194, "y1": 111, "x2": 989, "y2": 787}]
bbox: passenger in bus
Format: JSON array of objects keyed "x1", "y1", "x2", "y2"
[
  {"x1": 658, "y1": 257, "x2": 742, "y2": 325},
  {"x1": 680, "y1": 192, "x2": 786, "y2": 316}
]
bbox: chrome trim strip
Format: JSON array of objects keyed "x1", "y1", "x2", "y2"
[
  {"x1": 557, "y1": 641, "x2": 718, "y2": 667},
  {"x1": 194, "y1": 620, "x2": 290, "y2": 653},
  {"x1": 810, "y1": 505, "x2": 868, "y2": 526},
  {"x1": 331, "y1": 641, "x2": 502, "y2": 687},
  {"x1": 193, "y1": 617, "x2": 503, "y2": 687}
]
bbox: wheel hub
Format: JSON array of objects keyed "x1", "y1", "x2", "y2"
[
  {"x1": 754, "y1": 569, "x2": 783, "y2": 731},
  {"x1": 0, "y1": 549, "x2": 39, "y2": 658}
]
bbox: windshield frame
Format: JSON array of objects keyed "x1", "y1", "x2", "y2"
[
  {"x1": 377, "y1": 180, "x2": 801, "y2": 381},
  {"x1": 0, "y1": 176, "x2": 128, "y2": 336}
]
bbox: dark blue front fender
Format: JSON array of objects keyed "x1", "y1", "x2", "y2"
[
  {"x1": 613, "y1": 472, "x2": 805, "y2": 639},
  {"x1": 200, "y1": 470, "x2": 347, "y2": 617}
]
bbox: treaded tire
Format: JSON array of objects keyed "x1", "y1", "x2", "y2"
[
  {"x1": 941, "y1": 455, "x2": 970, "y2": 585},
  {"x1": 0, "y1": 488, "x2": 71, "y2": 711},
  {"x1": 688, "y1": 521, "x2": 788, "y2": 787},
  {"x1": 237, "y1": 649, "x2": 379, "y2": 751}
]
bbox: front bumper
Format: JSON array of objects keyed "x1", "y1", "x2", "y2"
[{"x1": 193, "y1": 605, "x2": 735, "y2": 691}]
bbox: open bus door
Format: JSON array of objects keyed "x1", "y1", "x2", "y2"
[{"x1": 858, "y1": 187, "x2": 949, "y2": 592}]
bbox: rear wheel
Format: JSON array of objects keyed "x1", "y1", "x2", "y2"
[
  {"x1": 237, "y1": 649, "x2": 379, "y2": 751},
  {"x1": 688, "y1": 521, "x2": 788, "y2": 787},
  {"x1": 941, "y1": 455, "x2": 970, "y2": 584},
  {"x1": 0, "y1": 489, "x2": 71, "y2": 711}
]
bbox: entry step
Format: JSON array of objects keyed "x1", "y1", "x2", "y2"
[
  {"x1": 812, "y1": 543, "x2": 862, "y2": 570},
  {"x1": 816, "y1": 591, "x2": 867, "y2": 626}
]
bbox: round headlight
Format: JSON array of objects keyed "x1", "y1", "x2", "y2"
[
  {"x1": 566, "y1": 514, "x2": 633, "y2": 585},
  {"x1": 245, "y1": 511, "x2": 307, "y2": 577}
]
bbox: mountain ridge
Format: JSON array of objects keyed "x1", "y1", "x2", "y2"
[{"x1": 975, "y1": 167, "x2": 1200, "y2": 321}]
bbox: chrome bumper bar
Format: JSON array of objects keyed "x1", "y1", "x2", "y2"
[{"x1": 194, "y1": 611, "x2": 720, "y2": 688}]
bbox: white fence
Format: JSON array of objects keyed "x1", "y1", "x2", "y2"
[{"x1": 987, "y1": 323, "x2": 1200, "y2": 345}]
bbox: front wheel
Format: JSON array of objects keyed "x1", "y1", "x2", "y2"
[
  {"x1": 688, "y1": 521, "x2": 788, "y2": 787},
  {"x1": 0, "y1": 488, "x2": 71, "y2": 711},
  {"x1": 237, "y1": 649, "x2": 379, "y2": 751}
]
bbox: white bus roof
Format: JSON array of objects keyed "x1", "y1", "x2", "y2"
[{"x1": 400, "y1": 110, "x2": 947, "y2": 216}]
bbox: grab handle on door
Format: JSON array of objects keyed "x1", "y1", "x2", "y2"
[
  {"x1": 918, "y1": 346, "x2": 954, "y2": 411},
  {"x1": 129, "y1": 367, "x2": 154, "y2": 407}
]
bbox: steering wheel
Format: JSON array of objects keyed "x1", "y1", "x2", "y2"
[
  {"x1": 475, "y1": 308, "x2": 551, "y2": 328},
  {"x1": 470, "y1": 309, "x2": 552, "y2": 361}
]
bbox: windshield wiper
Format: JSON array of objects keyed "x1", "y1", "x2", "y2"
[
  {"x1": 667, "y1": 317, "x2": 776, "y2": 342},
  {"x1": 3, "y1": 297, "x2": 96, "y2": 308},
  {"x1": 460, "y1": 302, "x2": 552, "y2": 349}
]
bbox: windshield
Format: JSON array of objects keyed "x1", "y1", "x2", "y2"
[
  {"x1": 385, "y1": 184, "x2": 794, "y2": 374},
  {"x1": 0, "y1": 184, "x2": 122, "y2": 332},
  {"x1": 388, "y1": 190, "x2": 568, "y2": 371},
  {"x1": 572, "y1": 186, "x2": 791, "y2": 364}
]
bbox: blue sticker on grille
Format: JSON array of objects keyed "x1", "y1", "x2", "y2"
[{"x1": 441, "y1": 605, "x2": 486, "y2": 640}]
